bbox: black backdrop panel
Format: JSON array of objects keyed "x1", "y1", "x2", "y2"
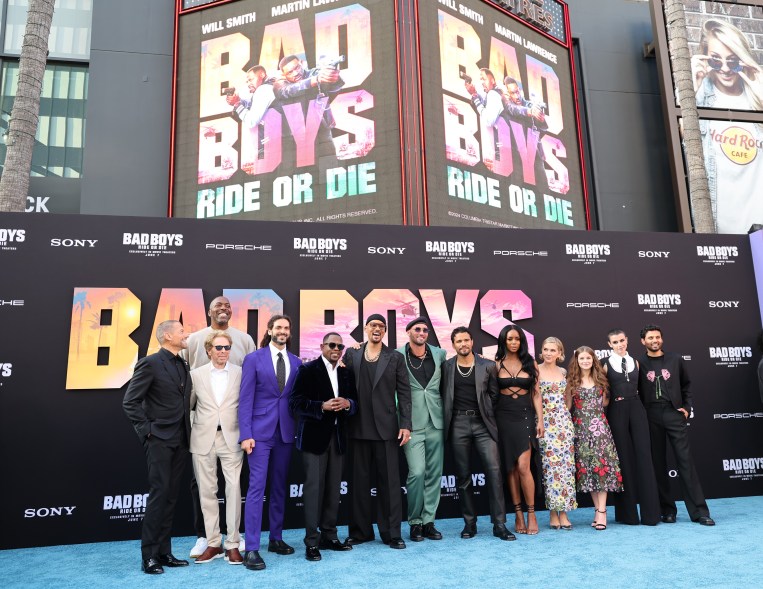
[{"x1": 0, "y1": 213, "x2": 761, "y2": 549}]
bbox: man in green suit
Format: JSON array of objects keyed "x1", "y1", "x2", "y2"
[{"x1": 397, "y1": 317, "x2": 447, "y2": 542}]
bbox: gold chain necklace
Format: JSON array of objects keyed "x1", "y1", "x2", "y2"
[{"x1": 407, "y1": 347, "x2": 427, "y2": 370}]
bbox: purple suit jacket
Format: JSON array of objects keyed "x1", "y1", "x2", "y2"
[{"x1": 238, "y1": 346, "x2": 302, "y2": 444}]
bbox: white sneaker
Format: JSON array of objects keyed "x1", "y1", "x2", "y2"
[
  {"x1": 238, "y1": 535, "x2": 245, "y2": 552},
  {"x1": 190, "y1": 537, "x2": 208, "y2": 558}
]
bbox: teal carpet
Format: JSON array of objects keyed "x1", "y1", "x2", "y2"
[{"x1": 1, "y1": 497, "x2": 760, "y2": 589}]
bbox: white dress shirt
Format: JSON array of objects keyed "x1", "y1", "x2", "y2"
[
  {"x1": 269, "y1": 342, "x2": 291, "y2": 381},
  {"x1": 209, "y1": 363, "x2": 229, "y2": 406},
  {"x1": 322, "y1": 355, "x2": 339, "y2": 398},
  {"x1": 608, "y1": 351, "x2": 635, "y2": 373}
]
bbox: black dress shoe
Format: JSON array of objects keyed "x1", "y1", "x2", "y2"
[
  {"x1": 423, "y1": 523, "x2": 442, "y2": 540},
  {"x1": 267, "y1": 539, "x2": 295, "y2": 555},
  {"x1": 460, "y1": 524, "x2": 477, "y2": 539},
  {"x1": 344, "y1": 536, "x2": 371, "y2": 546},
  {"x1": 493, "y1": 524, "x2": 517, "y2": 541},
  {"x1": 409, "y1": 524, "x2": 424, "y2": 542},
  {"x1": 142, "y1": 557, "x2": 164, "y2": 574},
  {"x1": 320, "y1": 538, "x2": 352, "y2": 551},
  {"x1": 695, "y1": 516, "x2": 716, "y2": 526},
  {"x1": 305, "y1": 546, "x2": 322, "y2": 561},
  {"x1": 244, "y1": 550, "x2": 266, "y2": 571},
  {"x1": 387, "y1": 537, "x2": 406, "y2": 549},
  {"x1": 158, "y1": 553, "x2": 189, "y2": 567},
  {"x1": 661, "y1": 513, "x2": 677, "y2": 524}
]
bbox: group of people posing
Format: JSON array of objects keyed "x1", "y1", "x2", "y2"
[{"x1": 122, "y1": 296, "x2": 715, "y2": 576}]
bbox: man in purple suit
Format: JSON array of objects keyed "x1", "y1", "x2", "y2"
[{"x1": 238, "y1": 314, "x2": 302, "y2": 571}]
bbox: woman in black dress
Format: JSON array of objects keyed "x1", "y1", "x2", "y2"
[{"x1": 494, "y1": 325, "x2": 544, "y2": 535}]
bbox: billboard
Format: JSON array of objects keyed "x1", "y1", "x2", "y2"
[
  {"x1": 418, "y1": 0, "x2": 588, "y2": 229},
  {"x1": 172, "y1": 0, "x2": 403, "y2": 224},
  {"x1": 652, "y1": 0, "x2": 763, "y2": 234}
]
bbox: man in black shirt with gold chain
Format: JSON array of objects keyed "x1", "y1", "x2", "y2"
[{"x1": 441, "y1": 327, "x2": 515, "y2": 541}]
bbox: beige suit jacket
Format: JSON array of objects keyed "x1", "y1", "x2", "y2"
[{"x1": 189, "y1": 362, "x2": 242, "y2": 454}]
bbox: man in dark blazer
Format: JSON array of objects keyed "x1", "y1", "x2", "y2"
[
  {"x1": 343, "y1": 314, "x2": 412, "y2": 549},
  {"x1": 238, "y1": 314, "x2": 302, "y2": 571},
  {"x1": 638, "y1": 324, "x2": 715, "y2": 526},
  {"x1": 123, "y1": 320, "x2": 192, "y2": 574},
  {"x1": 441, "y1": 326, "x2": 514, "y2": 541},
  {"x1": 289, "y1": 332, "x2": 357, "y2": 561}
]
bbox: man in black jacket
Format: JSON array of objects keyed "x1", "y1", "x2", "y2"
[
  {"x1": 343, "y1": 314, "x2": 412, "y2": 549},
  {"x1": 123, "y1": 320, "x2": 192, "y2": 574},
  {"x1": 289, "y1": 332, "x2": 357, "y2": 561},
  {"x1": 638, "y1": 324, "x2": 715, "y2": 526}
]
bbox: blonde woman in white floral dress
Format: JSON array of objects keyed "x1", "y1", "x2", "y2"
[{"x1": 537, "y1": 337, "x2": 577, "y2": 530}]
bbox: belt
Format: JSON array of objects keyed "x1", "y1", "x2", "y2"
[
  {"x1": 614, "y1": 396, "x2": 639, "y2": 402},
  {"x1": 454, "y1": 409, "x2": 481, "y2": 417}
]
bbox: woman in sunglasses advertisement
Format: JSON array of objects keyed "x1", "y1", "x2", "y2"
[{"x1": 691, "y1": 18, "x2": 763, "y2": 234}]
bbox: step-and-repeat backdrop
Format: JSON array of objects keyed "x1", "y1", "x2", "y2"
[{"x1": 1, "y1": 212, "x2": 761, "y2": 548}]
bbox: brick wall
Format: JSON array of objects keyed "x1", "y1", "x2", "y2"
[{"x1": 682, "y1": 0, "x2": 763, "y2": 65}]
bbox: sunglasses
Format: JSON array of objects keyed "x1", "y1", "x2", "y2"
[
  {"x1": 323, "y1": 342, "x2": 346, "y2": 350},
  {"x1": 367, "y1": 322, "x2": 386, "y2": 330},
  {"x1": 412, "y1": 327, "x2": 429, "y2": 333},
  {"x1": 213, "y1": 345, "x2": 231, "y2": 351},
  {"x1": 708, "y1": 55, "x2": 743, "y2": 73}
]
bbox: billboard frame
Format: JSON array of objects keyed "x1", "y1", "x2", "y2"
[{"x1": 650, "y1": 0, "x2": 763, "y2": 233}]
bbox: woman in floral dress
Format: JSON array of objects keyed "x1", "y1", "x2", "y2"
[
  {"x1": 565, "y1": 346, "x2": 622, "y2": 530},
  {"x1": 538, "y1": 337, "x2": 577, "y2": 530}
]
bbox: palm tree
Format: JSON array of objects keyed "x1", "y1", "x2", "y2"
[
  {"x1": 0, "y1": 0, "x2": 55, "y2": 212},
  {"x1": 663, "y1": 0, "x2": 714, "y2": 233}
]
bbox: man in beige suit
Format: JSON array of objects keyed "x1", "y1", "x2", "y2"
[{"x1": 190, "y1": 331, "x2": 244, "y2": 564}]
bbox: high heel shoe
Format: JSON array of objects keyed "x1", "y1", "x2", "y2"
[
  {"x1": 513, "y1": 504, "x2": 527, "y2": 534},
  {"x1": 549, "y1": 511, "x2": 561, "y2": 530},
  {"x1": 593, "y1": 508, "x2": 607, "y2": 531},
  {"x1": 526, "y1": 505, "x2": 538, "y2": 535}
]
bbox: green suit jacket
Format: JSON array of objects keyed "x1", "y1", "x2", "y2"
[{"x1": 397, "y1": 344, "x2": 447, "y2": 431}]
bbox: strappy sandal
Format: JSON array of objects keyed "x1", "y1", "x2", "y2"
[
  {"x1": 514, "y1": 503, "x2": 527, "y2": 534},
  {"x1": 593, "y1": 508, "x2": 607, "y2": 531},
  {"x1": 526, "y1": 505, "x2": 539, "y2": 535}
]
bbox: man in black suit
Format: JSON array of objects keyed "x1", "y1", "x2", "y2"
[
  {"x1": 638, "y1": 324, "x2": 715, "y2": 526},
  {"x1": 123, "y1": 320, "x2": 192, "y2": 574},
  {"x1": 343, "y1": 314, "x2": 412, "y2": 549},
  {"x1": 441, "y1": 327, "x2": 514, "y2": 541},
  {"x1": 289, "y1": 332, "x2": 357, "y2": 561}
]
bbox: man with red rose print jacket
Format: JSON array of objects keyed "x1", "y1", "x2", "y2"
[{"x1": 637, "y1": 324, "x2": 715, "y2": 526}]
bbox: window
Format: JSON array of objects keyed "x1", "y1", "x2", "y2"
[
  {"x1": 4, "y1": 0, "x2": 92, "y2": 60},
  {"x1": 0, "y1": 62, "x2": 88, "y2": 177}
]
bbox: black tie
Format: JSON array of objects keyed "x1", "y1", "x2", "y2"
[
  {"x1": 277, "y1": 352, "x2": 286, "y2": 392},
  {"x1": 622, "y1": 356, "x2": 629, "y2": 382}
]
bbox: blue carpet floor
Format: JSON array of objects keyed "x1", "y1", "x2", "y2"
[{"x1": 1, "y1": 497, "x2": 761, "y2": 589}]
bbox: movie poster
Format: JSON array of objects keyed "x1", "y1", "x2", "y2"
[
  {"x1": 678, "y1": 1, "x2": 763, "y2": 234},
  {"x1": 173, "y1": 0, "x2": 403, "y2": 224},
  {"x1": 418, "y1": 0, "x2": 587, "y2": 229}
]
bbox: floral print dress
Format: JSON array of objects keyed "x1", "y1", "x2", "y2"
[
  {"x1": 539, "y1": 380, "x2": 578, "y2": 511},
  {"x1": 571, "y1": 385, "x2": 623, "y2": 493}
]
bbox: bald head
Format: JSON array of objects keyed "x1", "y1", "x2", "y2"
[{"x1": 208, "y1": 296, "x2": 232, "y2": 329}]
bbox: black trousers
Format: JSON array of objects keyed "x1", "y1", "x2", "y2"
[
  {"x1": 142, "y1": 433, "x2": 188, "y2": 559},
  {"x1": 450, "y1": 415, "x2": 506, "y2": 526},
  {"x1": 301, "y1": 434, "x2": 344, "y2": 546},
  {"x1": 647, "y1": 404, "x2": 710, "y2": 520},
  {"x1": 349, "y1": 438, "x2": 402, "y2": 541},
  {"x1": 608, "y1": 398, "x2": 660, "y2": 525}
]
